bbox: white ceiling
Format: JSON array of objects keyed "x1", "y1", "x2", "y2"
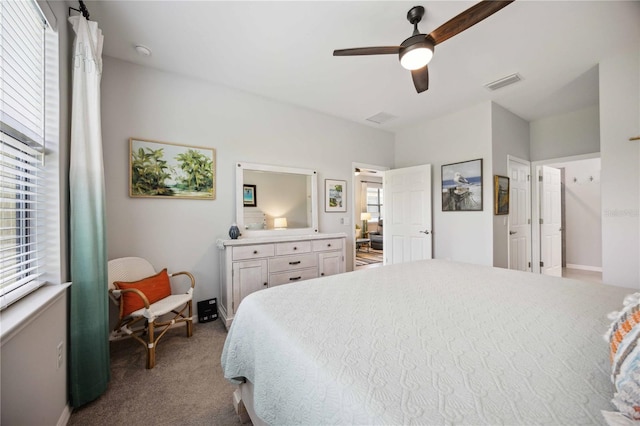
[{"x1": 84, "y1": 1, "x2": 640, "y2": 132}]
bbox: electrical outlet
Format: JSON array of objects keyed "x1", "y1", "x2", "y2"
[{"x1": 57, "y1": 341, "x2": 64, "y2": 369}]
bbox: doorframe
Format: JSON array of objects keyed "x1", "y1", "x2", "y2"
[
  {"x1": 531, "y1": 152, "x2": 600, "y2": 274},
  {"x1": 351, "y1": 162, "x2": 389, "y2": 270},
  {"x1": 506, "y1": 155, "x2": 532, "y2": 271}
]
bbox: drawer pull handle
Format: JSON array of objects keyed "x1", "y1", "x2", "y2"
[
  {"x1": 293, "y1": 247, "x2": 297, "y2": 250},
  {"x1": 253, "y1": 250, "x2": 258, "y2": 254},
  {"x1": 327, "y1": 243, "x2": 331, "y2": 247},
  {"x1": 321, "y1": 273, "x2": 325, "y2": 276},
  {"x1": 289, "y1": 276, "x2": 302, "y2": 281},
  {"x1": 289, "y1": 261, "x2": 301, "y2": 265},
  {"x1": 263, "y1": 282, "x2": 268, "y2": 286}
]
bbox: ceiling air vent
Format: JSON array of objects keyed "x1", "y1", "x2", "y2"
[
  {"x1": 484, "y1": 73, "x2": 522, "y2": 91},
  {"x1": 366, "y1": 112, "x2": 397, "y2": 124}
]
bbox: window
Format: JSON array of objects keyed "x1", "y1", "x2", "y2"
[
  {"x1": 366, "y1": 186, "x2": 383, "y2": 221},
  {"x1": 0, "y1": 0, "x2": 50, "y2": 309}
]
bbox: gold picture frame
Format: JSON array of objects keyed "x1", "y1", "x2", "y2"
[
  {"x1": 494, "y1": 175, "x2": 509, "y2": 215},
  {"x1": 129, "y1": 138, "x2": 216, "y2": 200}
]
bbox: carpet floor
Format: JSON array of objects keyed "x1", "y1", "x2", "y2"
[
  {"x1": 68, "y1": 320, "x2": 242, "y2": 426},
  {"x1": 355, "y1": 248, "x2": 383, "y2": 266}
]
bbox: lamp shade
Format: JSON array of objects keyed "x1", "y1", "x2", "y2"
[
  {"x1": 360, "y1": 212, "x2": 371, "y2": 221},
  {"x1": 274, "y1": 217, "x2": 288, "y2": 229}
]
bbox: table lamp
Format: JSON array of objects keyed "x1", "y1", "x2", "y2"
[
  {"x1": 360, "y1": 212, "x2": 371, "y2": 236},
  {"x1": 274, "y1": 217, "x2": 288, "y2": 230}
]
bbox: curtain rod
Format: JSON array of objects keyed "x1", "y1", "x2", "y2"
[{"x1": 68, "y1": 0, "x2": 90, "y2": 20}]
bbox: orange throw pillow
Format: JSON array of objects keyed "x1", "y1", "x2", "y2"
[{"x1": 114, "y1": 269, "x2": 171, "y2": 317}]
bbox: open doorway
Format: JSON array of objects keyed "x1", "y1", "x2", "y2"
[
  {"x1": 353, "y1": 165, "x2": 385, "y2": 270},
  {"x1": 533, "y1": 155, "x2": 602, "y2": 284}
]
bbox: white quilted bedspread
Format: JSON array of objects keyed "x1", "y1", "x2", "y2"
[{"x1": 221, "y1": 259, "x2": 631, "y2": 425}]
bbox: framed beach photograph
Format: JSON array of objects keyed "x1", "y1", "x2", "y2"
[
  {"x1": 494, "y1": 175, "x2": 510, "y2": 215},
  {"x1": 130, "y1": 138, "x2": 215, "y2": 200},
  {"x1": 441, "y1": 158, "x2": 483, "y2": 211},
  {"x1": 325, "y1": 179, "x2": 346, "y2": 212},
  {"x1": 243, "y1": 184, "x2": 257, "y2": 207}
]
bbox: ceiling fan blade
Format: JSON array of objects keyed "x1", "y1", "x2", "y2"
[
  {"x1": 411, "y1": 66, "x2": 429, "y2": 93},
  {"x1": 428, "y1": 0, "x2": 514, "y2": 46},
  {"x1": 333, "y1": 46, "x2": 401, "y2": 56}
]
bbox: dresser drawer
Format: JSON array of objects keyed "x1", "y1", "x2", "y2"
[
  {"x1": 312, "y1": 238, "x2": 343, "y2": 252},
  {"x1": 269, "y1": 253, "x2": 317, "y2": 273},
  {"x1": 275, "y1": 241, "x2": 311, "y2": 256},
  {"x1": 232, "y1": 244, "x2": 275, "y2": 261},
  {"x1": 269, "y1": 267, "x2": 318, "y2": 287}
]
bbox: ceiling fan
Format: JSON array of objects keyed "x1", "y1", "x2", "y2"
[{"x1": 333, "y1": 1, "x2": 514, "y2": 93}]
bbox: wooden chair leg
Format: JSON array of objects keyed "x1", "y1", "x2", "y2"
[
  {"x1": 186, "y1": 301, "x2": 193, "y2": 337},
  {"x1": 146, "y1": 320, "x2": 156, "y2": 369}
]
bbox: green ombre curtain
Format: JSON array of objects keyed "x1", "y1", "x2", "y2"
[{"x1": 68, "y1": 15, "x2": 110, "y2": 407}]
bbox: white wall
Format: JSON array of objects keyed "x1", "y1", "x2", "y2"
[
  {"x1": 551, "y1": 158, "x2": 602, "y2": 269},
  {"x1": 491, "y1": 103, "x2": 530, "y2": 268},
  {"x1": 394, "y1": 102, "x2": 493, "y2": 265},
  {"x1": 101, "y1": 57, "x2": 395, "y2": 307},
  {"x1": 530, "y1": 105, "x2": 600, "y2": 161},
  {"x1": 1, "y1": 291, "x2": 68, "y2": 425},
  {"x1": 600, "y1": 48, "x2": 640, "y2": 288}
]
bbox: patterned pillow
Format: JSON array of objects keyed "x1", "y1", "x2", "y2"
[
  {"x1": 605, "y1": 293, "x2": 640, "y2": 421},
  {"x1": 114, "y1": 269, "x2": 171, "y2": 317}
]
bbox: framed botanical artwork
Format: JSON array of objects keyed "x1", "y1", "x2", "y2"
[
  {"x1": 130, "y1": 138, "x2": 215, "y2": 199},
  {"x1": 243, "y1": 184, "x2": 257, "y2": 207},
  {"x1": 325, "y1": 179, "x2": 346, "y2": 212},
  {"x1": 494, "y1": 175, "x2": 510, "y2": 215},
  {"x1": 441, "y1": 158, "x2": 483, "y2": 211}
]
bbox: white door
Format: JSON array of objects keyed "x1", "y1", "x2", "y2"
[
  {"x1": 508, "y1": 158, "x2": 531, "y2": 271},
  {"x1": 384, "y1": 164, "x2": 432, "y2": 264},
  {"x1": 540, "y1": 166, "x2": 562, "y2": 276}
]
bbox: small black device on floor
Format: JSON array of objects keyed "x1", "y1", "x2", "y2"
[{"x1": 197, "y1": 298, "x2": 218, "y2": 323}]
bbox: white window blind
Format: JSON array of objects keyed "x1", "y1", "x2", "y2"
[
  {"x1": 0, "y1": 0, "x2": 48, "y2": 310},
  {"x1": 365, "y1": 182, "x2": 383, "y2": 220}
]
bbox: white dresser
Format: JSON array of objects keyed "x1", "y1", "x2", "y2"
[{"x1": 217, "y1": 233, "x2": 346, "y2": 329}]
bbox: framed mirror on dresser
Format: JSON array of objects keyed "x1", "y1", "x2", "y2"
[
  {"x1": 235, "y1": 162, "x2": 319, "y2": 237},
  {"x1": 217, "y1": 162, "x2": 346, "y2": 329}
]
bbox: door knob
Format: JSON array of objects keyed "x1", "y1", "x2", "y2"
[
  {"x1": 509, "y1": 231, "x2": 517, "y2": 235},
  {"x1": 419, "y1": 230, "x2": 430, "y2": 235}
]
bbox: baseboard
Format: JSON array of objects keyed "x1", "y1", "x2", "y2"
[
  {"x1": 566, "y1": 264, "x2": 603, "y2": 272},
  {"x1": 57, "y1": 403, "x2": 72, "y2": 426}
]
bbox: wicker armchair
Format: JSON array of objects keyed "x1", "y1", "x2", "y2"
[{"x1": 107, "y1": 257, "x2": 195, "y2": 369}]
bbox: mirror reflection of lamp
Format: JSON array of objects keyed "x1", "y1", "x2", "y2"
[
  {"x1": 274, "y1": 217, "x2": 288, "y2": 230},
  {"x1": 360, "y1": 212, "x2": 371, "y2": 236}
]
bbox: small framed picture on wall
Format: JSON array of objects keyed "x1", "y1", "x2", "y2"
[
  {"x1": 243, "y1": 184, "x2": 257, "y2": 207},
  {"x1": 325, "y1": 179, "x2": 346, "y2": 212}
]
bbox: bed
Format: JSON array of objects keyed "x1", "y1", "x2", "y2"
[{"x1": 221, "y1": 259, "x2": 633, "y2": 425}]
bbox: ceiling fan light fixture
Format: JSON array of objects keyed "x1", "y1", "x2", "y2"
[{"x1": 399, "y1": 37, "x2": 434, "y2": 71}]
